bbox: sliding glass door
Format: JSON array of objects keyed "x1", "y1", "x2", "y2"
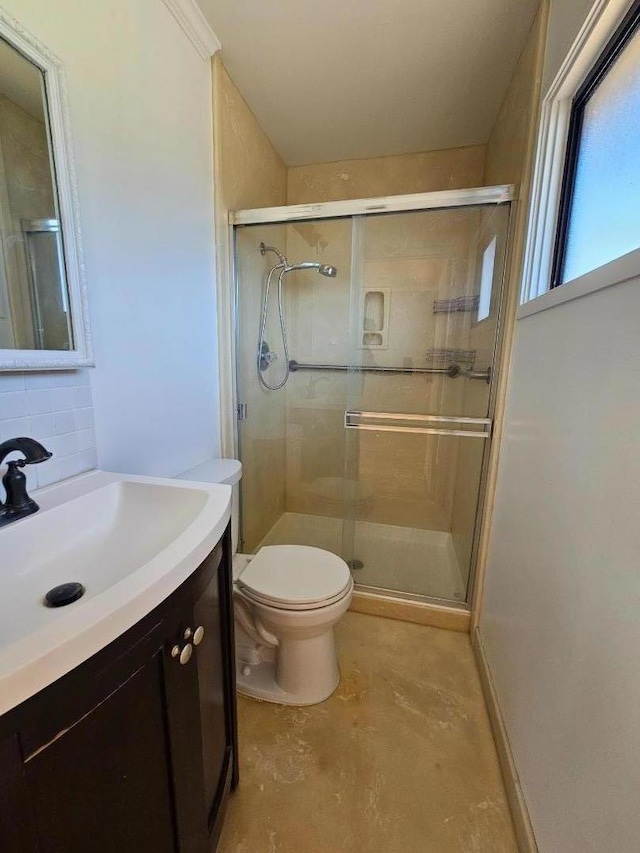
[
  {"x1": 234, "y1": 199, "x2": 511, "y2": 605},
  {"x1": 341, "y1": 205, "x2": 510, "y2": 600}
]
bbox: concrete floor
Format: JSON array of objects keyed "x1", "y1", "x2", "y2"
[{"x1": 218, "y1": 612, "x2": 517, "y2": 853}]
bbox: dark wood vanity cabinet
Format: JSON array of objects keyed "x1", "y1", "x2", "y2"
[{"x1": 0, "y1": 524, "x2": 238, "y2": 853}]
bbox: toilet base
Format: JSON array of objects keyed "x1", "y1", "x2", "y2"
[{"x1": 236, "y1": 657, "x2": 340, "y2": 706}]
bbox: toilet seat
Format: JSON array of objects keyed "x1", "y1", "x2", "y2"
[{"x1": 237, "y1": 545, "x2": 352, "y2": 611}]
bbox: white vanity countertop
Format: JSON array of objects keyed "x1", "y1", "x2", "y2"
[{"x1": 0, "y1": 470, "x2": 231, "y2": 717}]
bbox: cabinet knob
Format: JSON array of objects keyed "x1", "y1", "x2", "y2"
[
  {"x1": 171, "y1": 644, "x2": 181, "y2": 659},
  {"x1": 183, "y1": 627, "x2": 193, "y2": 640},
  {"x1": 179, "y1": 643, "x2": 193, "y2": 665},
  {"x1": 193, "y1": 625, "x2": 205, "y2": 646}
]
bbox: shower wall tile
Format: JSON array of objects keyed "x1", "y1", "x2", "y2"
[
  {"x1": 284, "y1": 147, "x2": 488, "y2": 531},
  {"x1": 287, "y1": 145, "x2": 486, "y2": 204},
  {"x1": 214, "y1": 58, "x2": 289, "y2": 551},
  {"x1": 449, "y1": 12, "x2": 543, "y2": 581},
  {"x1": 0, "y1": 370, "x2": 97, "y2": 490},
  {"x1": 215, "y1": 57, "x2": 287, "y2": 211}
]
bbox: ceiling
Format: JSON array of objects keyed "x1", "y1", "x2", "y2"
[{"x1": 196, "y1": 0, "x2": 540, "y2": 167}]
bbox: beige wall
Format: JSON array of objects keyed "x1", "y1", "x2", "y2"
[
  {"x1": 287, "y1": 145, "x2": 486, "y2": 204},
  {"x1": 449, "y1": 11, "x2": 546, "y2": 586},
  {"x1": 483, "y1": 12, "x2": 544, "y2": 187},
  {"x1": 214, "y1": 58, "x2": 287, "y2": 212},
  {"x1": 213, "y1": 58, "x2": 288, "y2": 551}
]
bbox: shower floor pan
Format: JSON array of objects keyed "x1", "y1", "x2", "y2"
[{"x1": 256, "y1": 512, "x2": 466, "y2": 602}]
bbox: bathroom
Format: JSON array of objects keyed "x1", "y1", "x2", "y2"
[{"x1": 0, "y1": 0, "x2": 638, "y2": 850}]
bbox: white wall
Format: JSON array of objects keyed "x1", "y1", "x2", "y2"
[
  {"x1": 0, "y1": 0, "x2": 219, "y2": 479},
  {"x1": 480, "y1": 2, "x2": 640, "y2": 850}
]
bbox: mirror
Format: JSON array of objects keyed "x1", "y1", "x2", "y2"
[{"x1": 0, "y1": 14, "x2": 92, "y2": 369}]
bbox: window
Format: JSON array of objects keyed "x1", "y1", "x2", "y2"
[
  {"x1": 477, "y1": 236, "x2": 497, "y2": 322},
  {"x1": 552, "y1": 0, "x2": 640, "y2": 286}
]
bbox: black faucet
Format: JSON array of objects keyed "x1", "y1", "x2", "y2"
[{"x1": 0, "y1": 437, "x2": 52, "y2": 527}]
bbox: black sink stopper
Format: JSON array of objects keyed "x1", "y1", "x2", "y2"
[{"x1": 44, "y1": 582, "x2": 85, "y2": 608}]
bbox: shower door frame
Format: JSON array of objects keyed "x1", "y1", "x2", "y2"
[{"x1": 228, "y1": 184, "x2": 516, "y2": 613}]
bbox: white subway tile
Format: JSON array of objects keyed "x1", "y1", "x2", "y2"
[
  {"x1": 1, "y1": 417, "x2": 30, "y2": 441},
  {"x1": 76, "y1": 428, "x2": 96, "y2": 451},
  {"x1": 26, "y1": 390, "x2": 53, "y2": 415},
  {"x1": 0, "y1": 374, "x2": 25, "y2": 392},
  {"x1": 0, "y1": 371, "x2": 96, "y2": 489},
  {"x1": 72, "y1": 386, "x2": 93, "y2": 409},
  {"x1": 72, "y1": 370, "x2": 91, "y2": 387},
  {"x1": 0, "y1": 392, "x2": 28, "y2": 419},
  {"x1": 74, "y1": 407, "x2": 94, "y2": 429},
  {"x1": 50, "y1": 387, "x2": 75, "y2": 412},
  {"x1": 75, "y1": 448, "x2": 98, "y2": 472},
  {"x1": 35, "y1": 457, "x2": 66, "y2": 488},
  {"x1": 29, "y1": 413, "x2": 56, "y2": 439},
  {"x1": 54, "y1": 411, "x2": 76, "y2": 435},
  {"x1": 49, "y1": 432, "x2": 79, "y2": 458},
  {"x1": 47, "y1": 372, "x2": 73, "y2": 388},
  {"x1": 24, "y1": 374, "x2": 51, "y2": 391}
]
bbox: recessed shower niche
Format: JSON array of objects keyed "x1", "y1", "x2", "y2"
[
  {"x1": 360, "y1": 288, "x2": 390, "y2": 349},
  {"x1": 232, "y1": 189, "x2": 512, "y2": 608}
]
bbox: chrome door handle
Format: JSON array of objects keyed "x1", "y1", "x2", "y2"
[{"x1": 458, "y1": 366, "x2": 492, "y2": 383}]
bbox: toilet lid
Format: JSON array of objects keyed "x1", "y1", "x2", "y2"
[{"x1": 237, "y1": 545, "x2": 352, "y2": 607}]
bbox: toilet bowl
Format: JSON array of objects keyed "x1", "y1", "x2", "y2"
[{"x1": 175, "y1": 460, "x2": 353, "y2": 705}]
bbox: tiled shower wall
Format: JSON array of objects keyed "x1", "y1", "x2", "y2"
[{"x1": 0, "y1": 371, "x2": 96, "y2": 489}]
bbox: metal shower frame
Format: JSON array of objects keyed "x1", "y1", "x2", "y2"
[{"x1": 228, "y1": 184, "x2": 516, "y2": 610}]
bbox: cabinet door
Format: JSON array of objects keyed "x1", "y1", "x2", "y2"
[
  {"x1": 163, "y1": 531, "x2": 236, "y2": 852},
  {"x1": 0, "y1": 735, "x2": 38, "y2": 852},
  {"x1": 162, "y1": 607, "x2": 210, "y2": 853},
  {"x1": 24, "y1": 652, "x2": 176, "y2": 853},
  {"x1": 193, "y1": 558, "x2": 230, "y2": 820}
]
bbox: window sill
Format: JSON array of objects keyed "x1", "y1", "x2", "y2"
[{"x1": 517, "y1": 246, "x2": 640, "y2": 320}]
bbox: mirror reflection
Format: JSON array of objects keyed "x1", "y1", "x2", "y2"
[{"x1": 0, "y1": 37, "x2": 72, "y2": 351}]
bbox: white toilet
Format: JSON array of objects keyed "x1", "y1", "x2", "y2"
[{"x1": 175, "y1": 459, "x2": 353, "y2": 705}]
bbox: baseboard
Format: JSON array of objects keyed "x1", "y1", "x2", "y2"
[
  {"x1": 473, "y1": 628, "x2": 538, "y2": 853},
  {"x1": 349, "y1": 590, "x2": 470, "y2": 632}
]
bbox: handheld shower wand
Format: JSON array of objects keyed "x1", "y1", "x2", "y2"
[{"x1": 257, "y1": 242, "x2": 338, "y2": 391}]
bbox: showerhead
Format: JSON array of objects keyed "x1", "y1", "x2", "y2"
[
  {"x1": 284, "y1": 261, "x2": 339, "y2": 277},
  {"x1": 259, "y1": 244, "x2": 338, "y2": 278},
  {"x1": 318, "y1": 264, "x2": 337, "y2": 278}
]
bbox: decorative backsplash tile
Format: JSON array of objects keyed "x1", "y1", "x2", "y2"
[{"x1": 0, "y1": 370, "x2": 96, "y2": 490}]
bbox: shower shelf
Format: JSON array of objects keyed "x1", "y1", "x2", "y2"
[{"x1": 433, "y1": 296, "x2": 480, "y2": 314}]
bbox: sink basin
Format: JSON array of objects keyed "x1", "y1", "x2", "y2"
[{"x1": 0, "y1": 470, "x2": 231, "y2": 716}]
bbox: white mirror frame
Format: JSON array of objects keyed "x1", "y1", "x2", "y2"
[{"x1": 0, "y1": 7, "x2": 93, "y2": 371}]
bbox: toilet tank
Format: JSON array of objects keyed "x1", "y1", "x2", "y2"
[{"x1": 175, "y1": 459, "x2": 242, "y2": 553}]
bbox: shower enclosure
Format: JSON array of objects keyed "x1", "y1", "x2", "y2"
[{"x1": 232, "y1": 187, "x2": 513, "y2": 608}]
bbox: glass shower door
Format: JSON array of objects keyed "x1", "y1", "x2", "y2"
[
  {"x1": 235, "y1": 218, "x2": 354, "y2": 556},
  {"x1": 342, "y1": 204, "x2": 511, "y2": 603}
]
